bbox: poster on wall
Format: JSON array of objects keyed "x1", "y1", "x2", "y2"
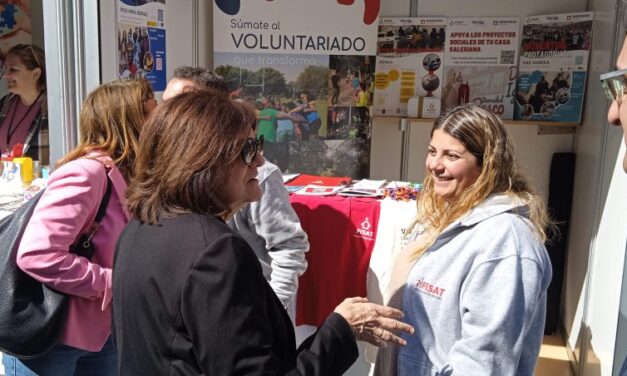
[
  {"x1": 116, "y1": 0, "x2": 166, "y2": 91},
  {"x1": 373, "y1": 17, "x2": 446, "y2": 118},
  {"x1": 514, "y1": 12, "x2": 593, "y2": 123},
  {"x1": 442, "y1": 17, "x2": 520, "y2": 119},
  {"x1": 213, "y1": 0, "x2": 379, "y2": 178},
  {"x1": 0, "y1": 0, "x2": 32, "y2": 96}
]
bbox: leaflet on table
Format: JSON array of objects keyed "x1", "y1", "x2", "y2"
[
  {"x1": 285, "y1": 174, "x2": 351, "y2": 187},
  {"x1": 386, "y1": 180, "x2": 412, "y2": 188},
  {"x1": 282, "y1": 173, "x2": 300, "y2": 184},
  {"x1": 373, "y1": 17, "x2": 446, "y2": 118},
  {"x1": 514, "y1": 12, "x2": 593, "y2": 123},
  {"x1": 442, "y1": 17, "x2": 520, "y2": 119},
  {"x1": 285, "y1": 185, "x2": 305, "y2": 193},
  {"x1": 337, "y1": 188, "x2": 384, "y2": 197},
  {"x1": 293, "y1": 185, "x2": 345, "y2": 196},
  {"x1": 351, "y1": 179, "x2": 387, "y2": 189}
]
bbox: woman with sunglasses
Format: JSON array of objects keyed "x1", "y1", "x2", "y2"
[
  {"x1": 0, "y1": 44, "x2": 48, "y2": 164},
  {"x1": 112, "y1": 90, "x2": 414, "y2": 375}
]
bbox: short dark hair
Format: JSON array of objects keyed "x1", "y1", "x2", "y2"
[
  {"x1": 172, "y1": 66, "x2": 228, "y2": 93},
  {"x1": 127, "y1": 89, "x2": 256, "y2": 224}
]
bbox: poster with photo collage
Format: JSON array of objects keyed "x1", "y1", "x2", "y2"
[
  {"x1": 213, "y1": 0, "x2": 379, "y2": 178},
  {"x1": 117, "y1": 0, "x2": 167, "y2": 91},
  {"x1": 514, "y1": 12, "x2": 593, "y2": 122},
  {"x1": 373, "y1": 17, "x2": 446, "y2": 118},
  {"x1": 443, "y1": 17, "x2": 520, "y2": 119}
]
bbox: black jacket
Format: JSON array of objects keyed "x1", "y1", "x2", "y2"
[{"x1": 112, "y1": 213, "x2": 357, "y2": 375}]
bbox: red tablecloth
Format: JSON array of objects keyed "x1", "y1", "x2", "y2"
[{"x1": 290, "y1": 195, "x2": 381, "y2": 327}]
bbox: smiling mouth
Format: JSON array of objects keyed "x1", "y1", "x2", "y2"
[{"x1": 433, "y1": 175, "x2": 452, "y2": 183}]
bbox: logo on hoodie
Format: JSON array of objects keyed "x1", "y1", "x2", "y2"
[{"x1": 414, "y1": 277, "x2": 446, "y2": 299}]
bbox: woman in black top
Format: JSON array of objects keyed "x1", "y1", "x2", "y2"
[{"x1": 112, "y1": 90, "x2": 413, "y2": 375}]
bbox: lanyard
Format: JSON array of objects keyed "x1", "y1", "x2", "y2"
[{"x1": 4, "y1": 91, "x2": 44, "y2": 148}]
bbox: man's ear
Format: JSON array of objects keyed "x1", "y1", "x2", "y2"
[{"x1": 182, "y1": 85, "x2": 196, "y2": 93}]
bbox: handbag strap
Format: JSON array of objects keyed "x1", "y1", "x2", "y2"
[
  {"x1": 81, "y1": 174, "x2": 113, "y2": 245},
  {"x1": 94, "y1": 177, "x2": 113, "y2": 224}
]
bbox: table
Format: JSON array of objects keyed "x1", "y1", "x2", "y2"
[{"x1": 290, "y1": 194, "x2": 417, "y2": 327}]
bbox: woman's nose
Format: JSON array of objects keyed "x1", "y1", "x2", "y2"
[
  {"x1": 252, "y1": 150, "x2": 265, "y2": 168},
  {"x1": 426, "y1": 155, "x2": 442, "y2": 171},
  {"x1": 608, "y1": 100, "x2": 622, "y2": 126}
]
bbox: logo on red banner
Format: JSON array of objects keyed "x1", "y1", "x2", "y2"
[{"x1": 355, "y1": 217, "x2": 374, "y2": 240}]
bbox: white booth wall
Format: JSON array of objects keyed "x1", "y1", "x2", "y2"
[
  {"x1": 373, "y1": 2, "x2": 626, "y2": 376},
  {"x1": 92, "y1": 0, "x2": 627, "y2": 375}
]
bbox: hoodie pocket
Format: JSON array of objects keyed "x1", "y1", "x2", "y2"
[{"x1": 398, "y1": 353, "x2": 436, "y2": 376}]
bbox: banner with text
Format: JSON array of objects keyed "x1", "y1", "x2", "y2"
[
  {"x1": 514, "y1": 12, "x2": 593, "y2": 123},
  {"x1": 373, "y1": 17, "x2": 446, "y2": 118},
  {"x1": 213, "y1": 0, "x2": 379, "y2": 178},
  {"x1": 443, "y1": 17, "x2": 520, "y2": 119}
]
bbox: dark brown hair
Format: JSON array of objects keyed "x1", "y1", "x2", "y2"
[
  {"x1": 172, "y1": 66, "x2": 228, "y2": 93},
  {"x1": 58, "y1": 79, "x2": 153, "y2": 182},
  {"x1": 127, "y1": 89, "x2": 256, "y2": 224},
  {"x1": 7, "y1": 44, "x2": 46, "y2": 91}
]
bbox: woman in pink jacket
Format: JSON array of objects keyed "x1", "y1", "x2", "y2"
[{"x1": 2, "y1": 79, "x2": 156, "y2": 375}]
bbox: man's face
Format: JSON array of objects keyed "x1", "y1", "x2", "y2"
[
  {"x1": 607, "y1": 37, "x2": 627, "y2": 172},
  {"x1": 162, "y1": 78, "x2": 196, "y2": 101}
]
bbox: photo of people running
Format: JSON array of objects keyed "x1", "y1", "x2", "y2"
[
  {"x1": 328, "y1": 55, "x2": 376, "y2": 107},
  {"x1": 214, "y1": 52, "x2": 373, "y2": 177}
]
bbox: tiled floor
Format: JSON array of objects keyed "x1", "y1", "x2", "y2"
[{"x1": 536, "y1": 335, "x2": 574, "y2": 376}]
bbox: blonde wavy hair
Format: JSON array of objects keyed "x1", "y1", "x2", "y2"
[
  {"x1": 57, "y1": 79, "x2": 153, "y2": 181},
  {"x1": 408, "y1": 104, "x2": 552, "y2": 260}
]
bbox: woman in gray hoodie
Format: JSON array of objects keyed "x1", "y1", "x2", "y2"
[{"x1": 376, "y1": 104, "x2": 553, "y2": 376}]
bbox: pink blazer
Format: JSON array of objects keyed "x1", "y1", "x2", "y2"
[{"x1": 17, "y1": 155, "x2": 130, "y2": 352}]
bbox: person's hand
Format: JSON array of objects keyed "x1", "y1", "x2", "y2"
[{"x1": 334, "y1": 297, "x2": 414, "y2": 348}]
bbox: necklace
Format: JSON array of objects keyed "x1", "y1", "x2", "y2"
[{"x1": 4, "y1": 91, "x2": 44, "y2": 148}]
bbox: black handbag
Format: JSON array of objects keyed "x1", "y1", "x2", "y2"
[{"x1": 0, "y1": 176, "x2": 112, "y2": 359}]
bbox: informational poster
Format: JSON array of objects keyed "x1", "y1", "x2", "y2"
[
  {"x1": 117, "y1": 0, "x2": 166, "y2": 91},
  {"x1": 442, "y1": 17, "x2": 520, "y2": 119},
  {"x1": 0, "y1": 0, "x2": 32, "y2": 97},
  {"x1": 514, "y1": 12, "x2": 593, "y2": 122},
  {"x1": 213, "y1": 0, "x2": 379, "y2": 178},
  {"x1": 373, "y1": 17, "x2": 446, "y2": 118}
]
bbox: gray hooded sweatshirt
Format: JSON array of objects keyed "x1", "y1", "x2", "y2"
[
  {"x1": 228, "y1": 161, "x2": 309, "y2": 318},
  {"x1": 398, "y1": 194, "x2": 552, "y2": 376}
]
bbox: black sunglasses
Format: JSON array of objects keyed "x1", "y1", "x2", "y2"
[
  {"x1": 241, "y1": 135, "x2": 264, "y2": 165},
  {"x1": 600, "y1": 68, "x2": 627, "y2": 103}
]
